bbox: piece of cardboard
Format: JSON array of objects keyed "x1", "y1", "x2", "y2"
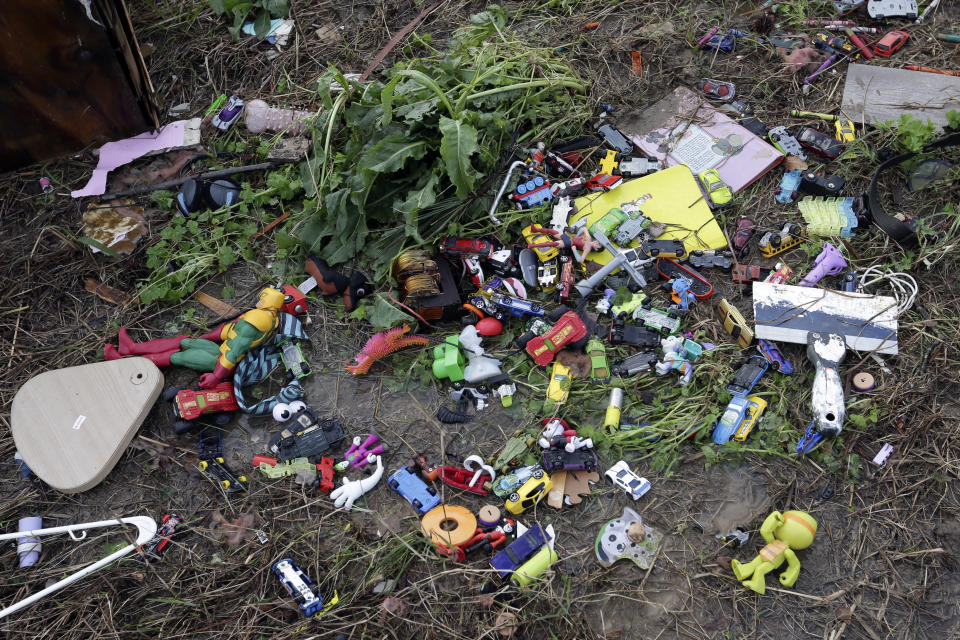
[
  {"x1": 563, "y1": 470, "x2": 599, "y2": 505},
  {"x1": 11, "y1": 358, "x2": 164, "y2": 493},
  {"x1": 752, "y1": 281, "x2": 898, "y2": 354},
  {"x1": 570, "y1": 165, "x2": 727, "y2": 266},
  {"x1": 841, "y1": 63, "x2": 960, "y2": 131},
  {"x1": 621, "y1": 86, "x2": 783, "y2": 193},
  {"x1": 547, "y1": 471, "x2": 567, "y2": 509}
]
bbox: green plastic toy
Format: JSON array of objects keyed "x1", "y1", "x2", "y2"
[
  {"x1": 588, "y1": 207, "x2": 627, "y2": 238},
  {"x1": 586, "y1": 337, "x2": 610, "y2": 384},
  {"x1": 257, "y1": 457, "x2": 317, "y2": 479},
  {"x1": 731, "y1": 510, "x2": 818, "y2": 594},
  {"x1": 431, "y1": 336, "x2": 465, "y2": 382}
]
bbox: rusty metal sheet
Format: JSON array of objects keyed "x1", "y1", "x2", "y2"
[{"x1": 0, "y1": 0, "x2": 158, "y2": 172}]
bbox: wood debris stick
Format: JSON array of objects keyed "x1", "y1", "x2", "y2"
[
  {"x1": 85, "y1": 278, "x2": 131, "y2": 305},
  {"x1": 196, "y1": 292, "x2": 241, "y2": 319},
  {"x1": 250, "y1": 211, "x2": 291, "y2": 241},
  {"x1": 359, "y1": 1, "x2": 444, "y2": 82}
]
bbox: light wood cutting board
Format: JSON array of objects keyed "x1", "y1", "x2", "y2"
[{"x1": 11, "y1": 357, "x2": 163, "y2": 493}]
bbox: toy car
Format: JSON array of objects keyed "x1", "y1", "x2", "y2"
[
  {"x1": 731, "y1": 264, "x2": 763, "y2": 283},
  {"x1": 597, "y1": 123, "x2": 633, "y2": 154},
  {"x1": 874, "y1": 29, "x2": 908, "y2": 58},
  {"x1": 505, "y1": 469, "x2": 553, "y2": 514},
  {"x1": 775, "y1": 170, "x2": 803, "y2": 204},
  {"x1": 140, "y1": 514, "x2": 182, "y2": 562},
  {"x1": 722, "y1": 100, "x2": 768, "y2": 137},
  {"x1": 489, "y1": 464, "x2": 542, "y2": 498},
  {"x1": 700, "y1": 32, "x2": 735, "y2": 53},
  {"x1": 545, "y1": 362, "x2": 572, "y2": 405},
  {"x1": 618, "y1": 156, "x2": 659, "y2": 178},
  {"x1": 727, "y1": 355, "x2": 768, "y2": 396},
  {"x1": 164, "y1": 383, "x2": 238, "y2": 435},
  {"x1": 490, "y1": 524, "x2": 551, "y2": 578},
  {"x1": 269, "y1": 407, "x2": 345, "y2": 461},
  {"x1": 599, "y1": 149, "x2": 620, "y2": 175},
  {"x1": 604, "y1": 460, "x2": 651, "y2": 500},
  {"x1": 716, "y1": 299, "x2": 753, "y2": 348},
  {"x1": 197, "y1": 434, "x2": 247, "y2": 493},
  {"x1": 212, "y1": 96, "x2": 244, "y2": 131},
  {"x1": 510, "y1": 177, "x2": 553, "y2": 209},
  {"x1": 586, "y1": 337, "x2": 610, "y2": 383},
  {"x1": 521, "y1": 225, "x2": 559, "y2": 262},
  {"x1": 642, "y1": 238, "x2": 686, "y2": 259},
  {"x1": 388, "y1": 466, "x2": 440, "y2": 513},
  {"x1": 525, "y1": 311, "x2": 588, "y2": 366},
  {"x1": 799, "y1": 171, "x2": 844, "y2": 197},
  {"x1": 542, "y1": 447, "x2": 599, "y2": 473},
  {"x1": 797, "y1": 127, "x2": 843, "y2": 159},
  {"x1": 764, "y1": 262, "x2": 793, "y2": 284},
  {"x1": 732, "y1": 216, "x2": 756, "y2": 256},
  {"x1": 632, "y1": 305, "x2": 681, "y2": 334},
  {"x1": 610, "y1": 291, "x2": 647, "y2": 318},
  {"x1": 280, "y1": 340, "x2": 311, "y2": 379},
  {"x1": 586, "y1": 173, "x2": 624, "y2": 192},
  {"x1": 698, "y1": 169, "x2": 733, "y2": 207},
  {"x1": 613, "y1": 210, "x2": 651, "y2": 247},
  {"x1": 757, "y1": 339, "x2": 794, "y2": 374},
  {"x1": 609, "y1": 319, "x2": 661, "y2": 347},
  {"x1": 611, "y1": 351, "x2": 659, "y2": 377},
  {"x1": 272, "y1": 558, "x2": 337, "y2": 617},
  {"x1": 480, "y1": 291, "x2": 546, "y2": 320},
  {"x1": 713, "y1": 395, "x2": 767, "y2": 444},
  {"x1": 696, "y1": 78, "x2": 736, "y2": 101},
  {"x1": 834, "y1": 119, "x2": 855, "y2": 143},
  {"x1": 687, "y1": 250, "x2": 733, "y2": 271},
  {"x1": 758, "y1": 223, "x2": 805, "y2": 258},
  {"x1": 767, "y1": 126, "x2": 807, "y2": 160},
  {"x1": 439, "y1": 237, "x2": 494, "y2": 259}
]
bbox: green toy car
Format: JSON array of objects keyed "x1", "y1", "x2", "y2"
[{"x1": 698, "y1": 169, "x2": 733, "y2": 207}]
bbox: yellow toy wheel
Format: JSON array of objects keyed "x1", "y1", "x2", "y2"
[
  {"x1": 198, "y1": 461, "x2": 209, "y2": 471},
  {"x1": 220, "y1": 480, "x2": 231, "y2": 490}
]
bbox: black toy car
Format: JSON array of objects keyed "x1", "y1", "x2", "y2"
[{"x1": 269, "y1": 407, "x2": 345, "y2": 461}]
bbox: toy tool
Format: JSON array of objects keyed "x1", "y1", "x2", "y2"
[
  {"x1": 11, "y1": 358, "x2": 163, "y2": 493},
  {"x1": 0, "y1": 517, "x2": 157, "y2": 619}
]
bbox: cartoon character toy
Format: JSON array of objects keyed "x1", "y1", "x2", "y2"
[
  {"x1": 731, "y1": 510, "x2": 818, "y2": 594},
  {"x1": 655, "y1": 335, "x2": 702, "y2": 386},
  {"x1": 105, "y1": 287, "x2": 287, "y2": 389}
]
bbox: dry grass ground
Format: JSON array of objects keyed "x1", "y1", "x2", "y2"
[{"x1": 1, "y1": 1, "x2": 959, "y2": 639}]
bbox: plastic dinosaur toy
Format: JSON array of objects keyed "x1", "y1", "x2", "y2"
[
  {"x1": 346, "y1": 324, "x2": 430, "y2": 375},
  {"x1": 105, "y1": 287, "x2": 286, "y2": 389},
  {"x1": 731, "y1": 510, "x2": 818, "y2": 594}
]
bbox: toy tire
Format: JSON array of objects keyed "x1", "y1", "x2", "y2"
[
  {"x1": 413, "y1": 499, "x2": 423, "y2": 510},
  {"x1": 476, "y1": 385, "x2": 491, "y2": 394},
  {"x1": 771, "y1": 235, "x2": 782, "y2": 247},
  {"x1": 239, "y1": 476, "x2": 247, "y2": 482},
  {"x1": 198, "y1": 461, "x2": 208, "y2": 471},
  {"x1": 508, "y1": 492, "x2": 520, "y2": 503},
  {"x1": 389, "y1": 479, "x2": 400, "y2": 489},
  {"x1": 220, "y1": 480, "x2": 231, "y2": 489},
  {"x1": 162, "y1": 387, "x2": 182, "y2": 402},
  {"x1": 428, "y1": 487, "x2": 438, "y2": 496},
  {"x1": 532, "y1": 470, "x2": 544, "y2": 480},
  {"x1": 213, "y1": 413, "x2": 233, "y2": 427}
]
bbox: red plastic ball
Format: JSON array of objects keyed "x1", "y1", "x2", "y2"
[{"x1": 476, "y1": 317, "x2": 503, "y2": 336}]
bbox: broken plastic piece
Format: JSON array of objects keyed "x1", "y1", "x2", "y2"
[
  {"x1": 594, "y1": 507, "x2": 662, "y2": 569},
  {"x1": 244, "y1": 99, "x2": 313, "y2": 135},
  {"x1": 872, "y1": 443, "x2": 894, "y2": 466}
]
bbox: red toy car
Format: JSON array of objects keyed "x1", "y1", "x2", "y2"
[
  {"x1": 438, "y1": 237, "x2": 494, "y2": 259},
  {"x1": 164, "y1": 382, "x2": 238, "y2": 434},
  {"x1": 874, "y1": 30, "x2": 908, "y2": 58},
  {"x1": 525, "y1": 311, "x2": 588, "y2": 366},
  {"x1": 585, "y1": 173, "x2": 623, "y2": 192},
  {"x1": 733, "y1": 217, "x2": 756, "y2": 256}
]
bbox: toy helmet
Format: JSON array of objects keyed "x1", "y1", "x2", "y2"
[
  {"x1": 777, "y1": 510, "x2": 818, "y2": 550},
  {"x1": 256, "y1": 287, "x2": 286, "y2": 311}
]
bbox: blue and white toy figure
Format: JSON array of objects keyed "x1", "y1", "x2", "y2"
[
  {"x1": 655, "y1": 335, "x2": 703, "y2": 386},
  {"x1": 671, "y1": 278, "x2": 696, "y2": 310}
]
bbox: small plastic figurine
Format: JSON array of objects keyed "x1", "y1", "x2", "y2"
[
  {"x1": 105, "y1": 287, "x2": 286, "y2": 389},
  {"x1": 330, "y1": 455, "x2": 383, "y2": 510},
  {"x1": 731, "y1": 510, "x2": 818, "y2": 594},
  {"x1": 525, "y1": 225, "x2": 601, "y2": 263},
  {"x1": 655, "y1": 335, "x2": 702, "y2": 386},
  {"x1": 671, "y1": 278, "x2": 696, "y2": 310}
]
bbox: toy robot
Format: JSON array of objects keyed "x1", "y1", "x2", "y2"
[
  {"x1": 731, "y1": 510, "x2": 818, "y2": 594},
  {"x1": 105, "y1": 287, "x2": 286, "y2": 388}
]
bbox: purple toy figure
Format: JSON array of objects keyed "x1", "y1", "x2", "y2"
[
  {"x1": 800, "y1": 242, "x2": 847, "y2": 287},
  {"x1": 336, "y1": 433, "x2": 386, "y2": 472}
]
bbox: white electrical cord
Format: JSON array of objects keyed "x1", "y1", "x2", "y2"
[{"x1": 855, "y1": 266, "x2": 918, "y2": 316}]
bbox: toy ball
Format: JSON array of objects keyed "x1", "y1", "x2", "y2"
[
  {"x1": 476, "y1": 317, "x2": 503, "y2": 336},
  {"x1": 777, "y1": 510, "x2": 818, "y2": 550}
]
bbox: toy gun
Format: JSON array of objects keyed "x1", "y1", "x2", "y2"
[
  {"x1": 336, "y1": 433, "x2": 386, "y2": 472},
  {"x1": 574, "y1": 231, "x2": 652, "y2": 296},
  {"x1": 799, "y1": 242, "x2": 847, "y2": 287}
]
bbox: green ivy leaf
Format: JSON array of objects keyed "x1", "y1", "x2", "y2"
[
  {"x1": 438, "y1": 116, "x2": 480, "y2": 198},
  {"x1": 368, "y1": 293, "x2": 413, "y2": 330}
]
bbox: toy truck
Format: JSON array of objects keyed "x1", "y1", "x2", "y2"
[{"x1": 758, "y1": 223, "x2": 805, "y2": 258}]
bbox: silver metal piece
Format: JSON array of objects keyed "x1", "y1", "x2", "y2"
[
  {"x1": 488, "y1": 161, "x2": 527, "y2": 225},
  {"x1": 807, "y1": 332, "x2": 846, "y2": 438}
]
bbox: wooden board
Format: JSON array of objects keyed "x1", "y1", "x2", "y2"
[
  {"x1": 11, "y1": 358, "x2": 163, "y2": 493},
  {"x1": 752, "y1": 281, "x2": 898, "y2": 354},
  {"x1": 841, "y1": 63, "x2": 960, "y2": 131}
]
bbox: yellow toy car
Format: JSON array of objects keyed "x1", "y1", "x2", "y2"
[
  {"x1": 522, "y1": 224, "x2": 559, "y2": 262},
  {"x1": 545, "y1": 362, "x2": 572, "y2": 405},
  {"x1": 698, "y1": 169, "x2": 733, "y2": 207},
  {"x1": 505, "y1": 469, "x2": 553, "y2": 514},
  {"x1": 734, "y1": 396, "x2": 768, "y2": 441}
]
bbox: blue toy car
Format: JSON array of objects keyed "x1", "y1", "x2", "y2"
[
  {"x1": 272, "y1": 558, "x2": 337, "y2": 617},
  {"x1": 490, "y1": 524, "x2": 550, "y2": 578},
  {"x1": 757, "y1": 339, "x2": 794, "y2": 374},
  {"x1": 727, "y1": 355, "x2": 768, "y2": 397},
  {"x1": 388, "y1": 466, "x2": 440, "y2": 514},
  {"x1": 714, "y1": 396, "x2": 767, "y2": 444},
  {"x1": 775, "y1": 170, "x2": 803, "y2": 204}
]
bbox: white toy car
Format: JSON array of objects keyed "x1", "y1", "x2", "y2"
[{"x1": 605, "y1": 461, "x2": 651, "y2": 500}]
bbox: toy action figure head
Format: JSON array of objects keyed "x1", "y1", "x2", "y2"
[
  {"x1": 256, "y1": 287, "x2": 286, "y2": 311},
  {"x1": 777, "y1": 510, "x2": 817, "y2": 549}
]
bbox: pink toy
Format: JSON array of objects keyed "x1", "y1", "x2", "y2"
[
  {"x1": 800, "y1": 243, "x2": 847, "y2": 287},
  {"x1": 337, "y1": 433, "x2": 386, "y2": 471}
]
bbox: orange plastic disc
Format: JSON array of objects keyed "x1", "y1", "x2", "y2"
[{"x1": 421, "y1": 505, "x2": 477, "y2": 547}]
